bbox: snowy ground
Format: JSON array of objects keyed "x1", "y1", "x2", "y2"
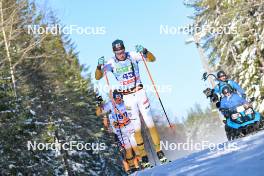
[{"x1": 135, "y1": 131, "x2": 264, "y2": 176}]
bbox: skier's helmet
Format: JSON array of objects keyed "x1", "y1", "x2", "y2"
[
  {"x1": 113, "y1": 89, "x2": 123, "y2": 100},
  {"x1": 222, "y1": 86, "x2": 232, "y2": 95},
  {"x1": 217, "y1": 70, "x2": 227, "y2": 79},
  {"x1": 112, "y1": 39, "x2": 125, "y2": 51}
]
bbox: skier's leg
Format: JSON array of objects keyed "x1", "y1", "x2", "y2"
[
  {"x1": 124, "y1": 124, "x2": 140, "y2": 170},
  {"x1": 123, "y1": 94, "x2": 148, "y2": 158},
  {"x1": 115, "y1": 133, "x2": 130, "y2": 172},
  {"x1": 125, "y1": 147, "x2": 136, "y2": 168},
  {"x1": 126, "y1": 123, "x2": 140, "y2": 159},
  {"x1": 136, "y1": 89, "x2": 168, "y2": 163},
  {"x1": 122, "y1": 160, "x2": 130, "y2": 173},
  {"x1": 136, "y1": 89, "x2": 161, "y2": 152},
  {"x1": 118, "y1": 132, "x2": 136, "y2": 172}
]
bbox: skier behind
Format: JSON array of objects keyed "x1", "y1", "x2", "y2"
[
  {"x1": 95, "y1": 39, "x2": 167, "y2": 167},
  {"x1": 96, "y1": 90, "x2": 140, "y2": 174},
  {"x1": 213, "y1": 70, "x2": 246, "y2": 99}
]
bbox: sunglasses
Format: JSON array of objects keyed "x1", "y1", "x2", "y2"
[
  {"x1": 223, "y1": 91, "x2": 230, "y2": 95},
  {"x1": 114, "y1": 49, "x2": 125, "y2": 56}
]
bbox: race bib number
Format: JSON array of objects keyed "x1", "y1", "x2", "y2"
[{"x1": 122, "y1": 72, "x2": 134, "y2": 80}]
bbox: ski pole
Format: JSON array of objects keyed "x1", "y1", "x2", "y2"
[{"x1": 139, "y1": 53, "x2": 173, "y2": 128}]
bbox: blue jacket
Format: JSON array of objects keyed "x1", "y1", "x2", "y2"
[
  {"x1": 220, "y1": 93, "x2": 247, "y2": 116},
  {"x1": 213, "y1": 80, "x2": 245, "y2": 97}
]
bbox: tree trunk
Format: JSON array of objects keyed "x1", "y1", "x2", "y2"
[{"x1": 0, "y1": 0, "x2": 17, "y2": 99}]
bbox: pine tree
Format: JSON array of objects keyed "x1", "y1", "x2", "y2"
[{"x1": 0, "y1": 0, "x2": 123, "y2": 175}]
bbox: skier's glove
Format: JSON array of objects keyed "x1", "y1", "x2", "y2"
[
  {"x1": 97, "y1": 64, "x2": 102, "y2": 70},
  {"x1": 97, "y1": 56, "x2": 105, "y2": 70},
  {"x1": 135, "y1": 45, "x2": 148, "y2": 55},
  {"x1": 96, "y1": 95, "x2": 103, "y2": 106}
]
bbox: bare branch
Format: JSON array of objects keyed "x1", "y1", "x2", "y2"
[{"x1": 14, "y1": 35, "x2": 48, "y2": 68}]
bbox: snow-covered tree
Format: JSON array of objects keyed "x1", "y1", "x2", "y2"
[
  {"x1": 185, "y1": 0, "x2": 264, "y2": 113},
  {"x1": 0, "y1": 0, "x2": 122, "y2": 175}
]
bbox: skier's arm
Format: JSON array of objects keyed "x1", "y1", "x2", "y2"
[
  {"x1": 131, "y1": 50, "x2": 156, "y2": 63},
  {"x1": 95, "y1": 66, "x2": 103, "y2": 80},
  {"x1": 96, "y1": 101, "x2": 112, "y2": 116},
  {"x1": 96, "y1": 107, "x2": 111, "y2": 130},
  {"x1": 134, "y1": 45, "x2": 156, "y2": 62},
  {"x1": 145, "y1": 50, "x2": 156, "y2": 62},
  {"x1": 95, "y1": 63, "x2": 113, "y2": 80},
  {"x1": 96, "y1": 106, "x2": 104, "y2": 116}
]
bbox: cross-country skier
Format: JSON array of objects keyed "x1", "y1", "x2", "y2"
[
  {"x1": 95, "y1": 39, "x2": 167, "y2": 167},
  {"x1": 96, "y1": 90, "x2": 140, "y2": 174}
]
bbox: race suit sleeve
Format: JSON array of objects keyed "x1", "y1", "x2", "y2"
[
  {"x1": 130, "y1": 51, "x2": 156, "y2": 62},
  {"x1": 95, "y1": 62, "x2": 113, "y2": 80},
  {"x1": 95, "y1": 107, "x2": 102, "y2": 117},
  {"x1": 229, "y1": 80, "x2": 245, "y2": 95},
  {"x1": 96, "y1": 101, "x2": 112, "y2": 116},
  {"x1": 95, "y1": 68, "x2": 103, "y2": 80},
  {"x1": 102, "y1": 101, "x2": 113, "y2": 113}
]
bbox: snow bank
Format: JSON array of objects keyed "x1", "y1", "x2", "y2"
[{"x1": 136, "y1": 131, "x2": 264, "y2": 176}]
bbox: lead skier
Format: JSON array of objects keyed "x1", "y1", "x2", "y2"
[{"x1": 95, "y1": 39, "x2": 167, "y2": 167}]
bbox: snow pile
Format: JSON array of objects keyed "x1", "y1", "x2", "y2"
[{"x1": 137, "y1": 131, "x2": 264, "y2": 176}]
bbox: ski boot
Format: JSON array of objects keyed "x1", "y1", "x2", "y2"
[
  {"x1": 126, "y1": 167, "x2": 139, "y2": 175},
  {"x1": 140, "y1": 155, "x2": 152, "y2": 169},
  {"x1": 123, "y1": 160, "x2": 130, "y2": 174},
  {"x1": 157, "y1": 150, "x2": 169, "y2": 164},
  {"x1": 133, "y1": 156, "x2": 141, "y2": 170}
]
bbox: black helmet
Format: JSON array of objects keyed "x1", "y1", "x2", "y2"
[
  {"x1": 113, "y1": 89, "x2": 123, "y2": 99},
  {"x1": 222, "y1": 86, "x2": 232, "y2": 95},
  {"x1": 217, "y1": 70, "x2": 227, "y2": 78},
  {"x1": 112, "y1": 39, "x2": 125, "y2": 51}
]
